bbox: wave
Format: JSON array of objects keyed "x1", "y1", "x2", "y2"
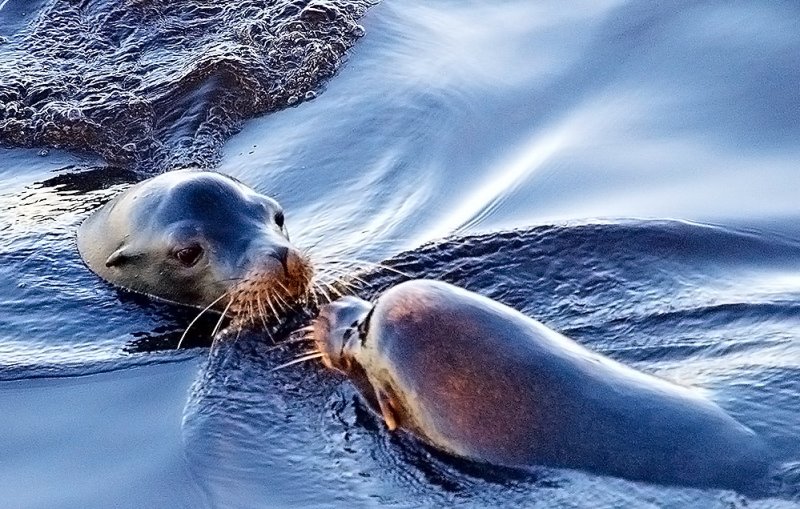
[{"x1": 0, "y1": 0, "x2": 374, "y2": 170}]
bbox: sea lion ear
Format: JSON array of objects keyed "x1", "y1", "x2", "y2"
[
  {"x1": 376, "y1": 388, "x2": 400, "y2": 431},
  {"x1": 105, "y1": 246, "x2": 133, "y2": 267}
]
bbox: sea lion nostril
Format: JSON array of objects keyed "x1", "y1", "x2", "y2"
[{"x1": 270, "y1": 246, "x2": 290, "y2": 273}]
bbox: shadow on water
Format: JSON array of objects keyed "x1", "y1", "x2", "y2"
[{"x1": 36, "y1": 165, "x2": 141, "y2": 193}]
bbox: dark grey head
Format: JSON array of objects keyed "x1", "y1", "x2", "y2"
[{"x1": 77, "y1": 169, "x2": 312, "y2": 318}]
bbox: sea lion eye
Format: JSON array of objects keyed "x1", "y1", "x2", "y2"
[
  {"x1": 274, "y1": 210, "x2": 285, "y2": 228},
  {"x1": 357, "y1": 308, "x2": 375, "y2": 345},
  {"x1": 175, "y1": 245, "x2": 203, "y2": 267}
]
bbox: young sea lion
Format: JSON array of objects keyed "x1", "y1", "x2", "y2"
[{"x1": 313, "y1": 280, "x2": 770, "y2": 490}]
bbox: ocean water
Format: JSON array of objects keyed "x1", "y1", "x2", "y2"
[{"x1": 1, "y1": 0, "x2": 799, "y2": 508}]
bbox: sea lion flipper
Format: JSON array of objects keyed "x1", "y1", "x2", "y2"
[
  {"x1": 104, "y1": 246, "x2": 134, "y2": 267},
  {"x1": 376, "y1": 388, "x2": 399, "y2": 431}
]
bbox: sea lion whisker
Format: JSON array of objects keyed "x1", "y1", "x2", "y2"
[
  {"x1": 255, "y1": 291, "x2": 271, "y2": 330},
  {"x1": 273, "y1": 294, "x2": 293, "y2": 317},
  {"x1": 291, "y1": 328, "x2": 315, "y2": 339},
  {"x1": 342, "y1": 258, "x2": 411, "y2": 276},
  {"x1": 313, "y1": 281, "x2": 334, "y2": 305},
  {"x1": 176, "y1": 291, "x2": 230, "y2": 350},
  {"x1": 258, "y1": 292, "x2": 284, "y2": 342},
  {"x1": 306, "y1": 286, "x2": 321, "y2": 309},
  {"x1": 243, "y1": 294, "x2": 258, "y2": 326},
  {"x1": 270, "y1": 352, "x2": 324, "y2": 372},
  {"x1": 323, "y1": 280, "x2": 351, "y2": 299},
  {"x1": 298, "y1": 236, "x2": 327, "y2": 254},
  {"x1": 297, "y1": 349, "x2": 321, "y2": 357},
  {"x1": 321, "y1": 279, "x2": 350, "y2": 298},
  {"x1": 288, "y1": 272, "x2": 313, "y2": 298},
  {"x1": 315, "y1": 257, "x2": 368, "y2": 266},
  {"x1": 260, "y1": 286, "x2": 280, "y2": 311},
  {"x1": 287, "y1": 323, "x2": 315, "y2": 340},
  {"x1": 318, "y1": 265, "x2": 371, "y2": 284},
  {"x1": 312, "y1": 272, "x2": 349, "y2": 289},
  {"x1": 264, "y1": 335, "x2": 314, "y2": 352},
  {"x1": 270, "y1": 283, "x2": 293, "y2": 311},
  {"x1": 300, "y1": 274, "x2": 314, "y2": 304},
  {"x1": 313, "y1": 268, "x2": 361, "y2": 289},
  {"x1": 315, "y1": 266, "x2": 370, "y2": 288},
  {"x1": 310, "y1": 279, "x2": 326, "y2": 297},
  {"x1": 211, "y1": 297, "x2": 235, "y2": 338},
  {"x1": 275, "y1": 293, "x2": 292, "y2": 313},
  {"x1": 302, "y1": 238, "x2": 409, "y2": 258},
  {"x1": 330, "y1": 283, "x2": 357, "y2": 296},
  {"x1": 253, "y1": 287, "x2": 276, "y2": 317},
  {"x1": 213, "y1": 276, "x2": 245, "y2": 285},
  {"x1": 264, "y1": 291, "x2": 282, "y2": 322},
  {"x1": 322, "y1": 257, "x2": 413, "y2": 279}
]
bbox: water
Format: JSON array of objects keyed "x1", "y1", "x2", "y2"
[
  {"x1": 0, "y1": 0, "x2": 372, "y2": 168},
  {"x1": 1, "y1": 0, "x2": 799, "y2": 507}
]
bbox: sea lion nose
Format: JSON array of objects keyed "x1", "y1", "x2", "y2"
[{"x1": 270, "y1": 245, "x2": 290, "y2": 273}]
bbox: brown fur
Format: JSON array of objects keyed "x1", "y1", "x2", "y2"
[{"x1": 229, "y1": 251, "x2": 313, "y2": 328}]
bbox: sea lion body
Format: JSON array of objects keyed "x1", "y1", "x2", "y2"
[
  {"x1": 315, "y1": 280, "x2": 769, "y2": 490},
  {"x1": 78, "y1": 169, "x2": 311, "y2": 319}
]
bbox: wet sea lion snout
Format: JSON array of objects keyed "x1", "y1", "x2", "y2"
[{"x1": 314, "y1": 296, "x2": 372, "y2": 372}]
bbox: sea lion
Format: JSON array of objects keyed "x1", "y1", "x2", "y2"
[
  {"x1": 313, "y1": 280, "x2": 770, "y2": 490},
  {"x1": 78, "y1": 169, "x2": 312, "y2": 323}
]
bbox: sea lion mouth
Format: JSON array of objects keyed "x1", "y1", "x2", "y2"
[
  {"x1": 313, "y1": 296, "x2": 372, "y2": 373},
  {"x1": 312, "y1": 314, "x2": 341, "y2": 372},
  {"x1": 313, "y1": 313, "x2": 357, "y2": 374},
  {"x1": 227, "y1": 247, "x2": 314, "y2": 328}
]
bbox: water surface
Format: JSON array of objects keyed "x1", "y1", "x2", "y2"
[{"x1": 1, "y1": 0, "x2": 799, "y2": 508}]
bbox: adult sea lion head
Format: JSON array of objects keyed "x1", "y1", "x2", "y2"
[{"x1": 78, "y1": 169, "x2": 313, "y2": 324}]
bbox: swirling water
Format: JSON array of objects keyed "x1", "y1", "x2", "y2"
[{"x1": 1, "y1": 0, "x2": 799, "y2": 508}]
